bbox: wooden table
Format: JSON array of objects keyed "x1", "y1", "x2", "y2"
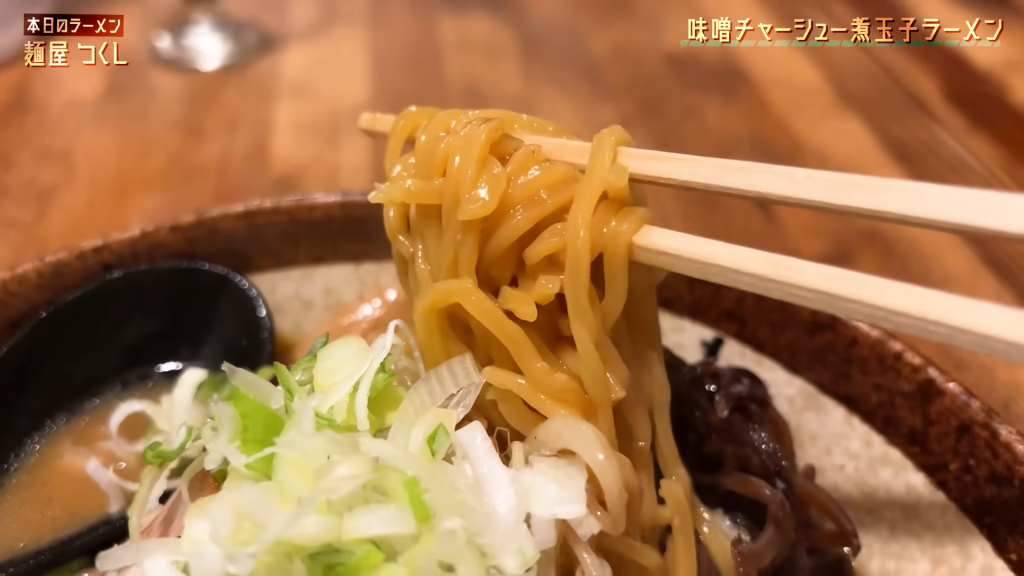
[{"x1": 2, "y1": 0, "x2": 1023, "y2": 427}]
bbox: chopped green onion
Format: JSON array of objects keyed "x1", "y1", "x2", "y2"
[
  {"x1": 339, "y1": 397, "x2": 357, "y2": 427},
  {"x1": 256, "y1": 365, "x2": 276, "y2": 381},
  {"x1": 403, "y1": 477, "x2": 432, "y2": 524},
  {"x1": 306, "y1": 544, "x2": 386, "y2": 576},
  {"x1": 291, "y1": 355, "x2": 317, "y2": 387},
  {"x1": 315, "y1": 411, "x2": 348, "y2": 433},
  {"x1": 290, "y1": 332, "x2": 328, "y2": 387},
  {"x1": 368, "y1": 385, "x2": 406, "y2": 430},
  {"x1": 367, "y1": 411, "x2": 383, "y2": 435},
  {"x1": 126, "y1": 464, "x2": 169, "y2": 540},
  {"x1": 142, "y1": 426, "x2": 194, "y2": 466},
  {"x1": 426, "y1": 423, "x2": 451, "y2": 459},
  {"x1": 307, "y1": 332, "x2": 330, "y2": 356},
  {"x1": 275, "y1": 361, "x2": 301, "y2": 403},
  {"x1": 99, "y1": 331, "x2": 559, "y2": 576},
  {"x1": 368, "y1": 355, "x2": 397, "y2": 399},
  {"x1": 194, "y1": 372, "x2": 232, "y2": 404},
  {"x1": 227, "y1": 387, "x2": 285, "y2": 478},
  {"x1": 376, "y1": 465, "x2": 409, "y2": 501},
  {"x1": 373, "y1": 564, "x2": 409, "y2": 576},
  {"x1": 313, "y1": 336, "x2": 372, "y2": 397},
  {"x1": 223, "y1": 363, "x2": 284, "y2": 409},
  {"x1": 316, "y1": 396, "x2": 379, "y2": 434},
  {"x1": 307, "y1": 548, "x2": 351, "y2": 567},
  {"x1": 385, "y1": 353, "x2": 482, "y2": 451}
]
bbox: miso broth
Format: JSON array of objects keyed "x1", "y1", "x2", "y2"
[{"x1": 0, "y1": 383, "x2": 167, "y2": 560}]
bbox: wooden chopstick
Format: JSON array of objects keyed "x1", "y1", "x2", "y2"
[
  {"x1": 359, "y1": 112, "x2": 1024, "y2": 239},
  {"x1": 359, "y1": 111, "x2": 1024, "y2": 364},
  {"x1": 632, "y1": 226, "x2": 1024, "y2": 364}
]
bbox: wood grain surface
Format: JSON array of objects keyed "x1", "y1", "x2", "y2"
[{"x1": 1, "y1": 0, "x2": 1023, "y2": 428}]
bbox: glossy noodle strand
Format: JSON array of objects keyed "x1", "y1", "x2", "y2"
[{"x1": 372, "y1": 106, "x2": 738, "y2": 576}]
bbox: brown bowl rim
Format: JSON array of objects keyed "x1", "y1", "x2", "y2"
[{"x1": 1, "y1": 192, "x2": 1022, "y2": 572}]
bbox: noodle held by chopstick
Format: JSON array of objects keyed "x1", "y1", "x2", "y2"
[{"x1": 372, "y1": 106, "x2": 738, "y2": 575}]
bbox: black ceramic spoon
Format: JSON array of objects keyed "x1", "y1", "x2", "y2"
[{"x1": 0, "y1": 261, "x2": 275, "y2": 576}]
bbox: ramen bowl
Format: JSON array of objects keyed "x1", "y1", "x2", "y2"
[{"x1": 0, "y1": 192, "x2": 1021, "y2": 576}]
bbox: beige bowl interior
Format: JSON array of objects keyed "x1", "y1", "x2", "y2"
[{"x1": 250, "y1": 261, "x2": 1009, "y2": 576}]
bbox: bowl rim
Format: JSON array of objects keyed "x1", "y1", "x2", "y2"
[{"x1": 0, "y1": 192, "x2": 1022, "y2": 572}]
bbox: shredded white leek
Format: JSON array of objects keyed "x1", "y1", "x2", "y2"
[
  {"x1": 222, "y1": 363, "x2": 283, "y2": 409},
  {"x1": 84, "y1": 456, "x2": 128, "y2": 514},
  {"x1": 313, "y1": 335, "x2": 372, "y2": 411},
  {"x1": 96, "y1": 538, "x2": 184, "y2": 571},
  {"x1": 388, "y1": 353, "x2": 485, "y2": 450},
  {"x1": 353, "y1": 322, "x2": 404, "y2": 431},
  {"x1": 98, "y1": 332, "x2": 595, "y2": 576},
  {"x1": 107, "y1": 398, "x2": 161, "y2": 452}
]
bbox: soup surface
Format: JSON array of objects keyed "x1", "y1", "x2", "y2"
[
  {"x1": 286, "y1": 286, "x2": 410, "y2": 362},
  {"x1": 0, "y1": 384, "x2": 164, "y2": 560}
]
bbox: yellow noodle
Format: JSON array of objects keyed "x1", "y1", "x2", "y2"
[
  {"x1": 457, "y1": 218, "x2": 482, "y2": 280},
  {"x1": 605, "y1": 162, "x2": 631, "y2": 202},
  {"x1": 471, "y1": 393, "x2": 512, "y2": 433},
  {"x1": 486, "y1": 387, "x2": 545, "y2": 435},
  {"x1": 498, "y1": 285, "x2": 539, "y2": 322},
  {"x1": 453, "y1": 118, "x2": 508, "y2": 221},
  {"x1": 484, "y1": 367, "x2": 582, "y2": 421},
  {"x1": 520, "y1": 322, "x2": 571, "y2": 377},
  {"x1": 372, "y1": 107, "x2": 739, "y2": 576},
  {"x1": 370, "y1": 179, "x2": 445, "y2": 205},
  {"x1": 523, "y1": 258, "x2": 565, "y2": 290},
  {"x1": 596, "y1": 533, "x2": 665, "y2": 571},
  {"x1": 610, "y1": 317, "x2": 660, "y2": 544},
  {"x1": 523, "y1": 222, "x2": 566, "y2": 265},
  {"x1": 480, "y1": 182, "x2": 577, "y2": 271},
  {"x1": 517, "y1": 273, "x2": 561, "y2": 305},
  {"x1": 383, "y1": 202, "x2": 413, "y2": 260},
  {"x1": 384, "y1": 107, "x2": 435, "y2": 172},
  {"x1": 499, "y1": 161, "x2": 578, "y2": 213},
  {"x1": 485, "y1": 239, "x2": 527, "y2": 290},
  {"x1": 661, "y1": 479, "x2": 698, "y2": 576},
  {"x1": 600, "y1": 208, "x2": 648, "y2": 332}
]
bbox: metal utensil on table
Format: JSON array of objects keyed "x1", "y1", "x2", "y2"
[{"x1": 151, "y1": 0, "x2": 270, "y2": 72}]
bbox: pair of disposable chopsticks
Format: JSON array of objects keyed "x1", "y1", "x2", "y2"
[{"x1": 358, "y1": 112, "x2": 1024, "y2": 364}]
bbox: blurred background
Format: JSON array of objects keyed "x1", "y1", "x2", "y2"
[{"x1": 1, "y1": 0, "x2": 1023, "y2": 428}]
